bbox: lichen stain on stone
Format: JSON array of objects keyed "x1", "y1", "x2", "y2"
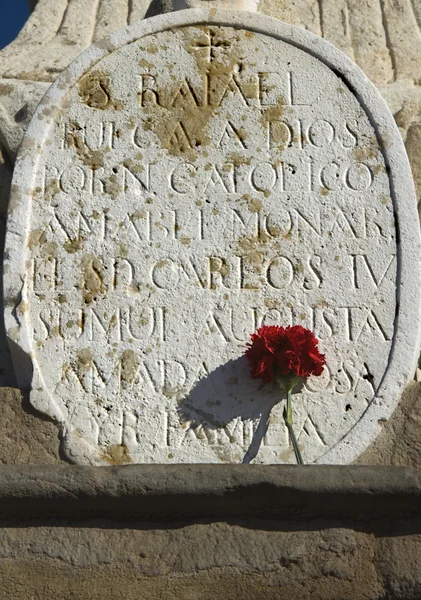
[
  {"x1": 213, "y1": 445, "x2": 243, "y2": 464},
  {"x1": 102, "y1": 444, "x2": 133, "y2": 465},
  {"x1": 8, "y1": 184, "x2": 23, "y2": 212},
  {"x1": 81, "y1": 256, "x2": 106, "y2": 304},
  {"x1": 118, "y1": 243, "x2": 128, "y2": 258},
  {"x1": 79, "y1": 72, "x2": 112, "y2": 110},
  {"x1": 132, "y1": 209, "x2": 146, "y2": 220},
  {"x1": 27, "y1": 228, "x2": 58, "y2": 259},
  {"x1": 278, "y1": 446, "x2": 295, "y2": 463},
  {"x1": 105, "y1": 173, "x2": 120, "y2": 199},
  {"x1": 95, "y1": 38, "x2": 117, "y2": 53},
  {"x1": 36, "y1": 105, "x2": 56, "y2": 122},
  {"x1": 67, "y1": 124, "x2": 109, "y2": 170},
  {"x1": 246, "y1": 196, "x2": 263, "y2": 213},
  {"x1": 262, "y1": 98, "x2": 285, "y2": 125},
  {"x1": 0, "y1": 83, "x2": 13, "y2": 95},
  {"x1": 27, "y1": 229, "x2": 46, "y2": 250},
  {"x1": 143, "y1": 103, "x2": 214, "y2": 162},
  {"x1": 264, "y1": 298, "x2": 279, "y2": 309},
  {"x1": 77, "y1": 348, "x2": 94, "y2": 369},
  {"x1": 18, "y1": 137, "x2": 37, "y2": 160},
  {"x1": 141, "y1": 26, "x2": 255, "y2": 162},
  {"x1": 353, "y1": 145, "x2": 378, "y2": 162},
  {"x1": 145, "y1": 45, "x2": 159, "y2": 54},
  {"x1": 314, "y1": 298, "x2": 329, "y2": 309},
  {"x1": 42, "y1": 178, "x2": 61, "y2": 203},
  {"x1": 17, "y1": 70, "x2": 56, "y2": 83},
  {"x1": 64, "y1": 239, "x2": 83, "y2": 254},
  {"x1": 372, "y1": 164, "x2": 386, "y2": 176},
  {"x1": 139, "y1": 58, "x2": 155, "y2": 69},
  {"x1": 16, "y1": 301, "x2": 28, "y2": 315},
  {"x1": 229, "y1": 152, "x2": 252, "y2": 167},
  {"x1": 261, "y1": 97, "x2": 287, "y2": 148},
  {"x1": 295, "y1": 261, "x2": 305, "y2": 274},
  {"x1": 237, "y1": 231, "x2": 277, "y2": 269},
  {"x1": 209, "y1": 256, "x2": 230, "y2": 277},
  {"x1": 8, "y1": 325, "x2": 20, "y2": 342},
  {"x1": 123, "y1": 158, "x2": 145, "y2": 174},
  {"x1": 121, "y1": 350, "x2": 140, "y2": 386}
]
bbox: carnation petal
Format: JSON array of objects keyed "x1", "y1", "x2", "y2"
[{"x1": 245, "y1": 325, "x2": 326, "y2": 383}]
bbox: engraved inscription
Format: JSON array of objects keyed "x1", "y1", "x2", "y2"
[{"x1": 11, "y1": 23, "x2": 403, "y2": 466}]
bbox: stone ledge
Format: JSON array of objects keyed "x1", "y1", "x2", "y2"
[{"x1": 0, "y1": 464, "x2": 419, "y2": 521}]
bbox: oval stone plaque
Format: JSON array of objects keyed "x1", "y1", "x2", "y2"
[{"x1": 5, "y1": 9, "x2": 420, "y2": 465}]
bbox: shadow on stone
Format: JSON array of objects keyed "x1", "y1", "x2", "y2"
[
  {"x1": 7, "y1": 337, "x2": 32, "y2": 389},
  {"x1": 177, "y1": 356, "x2": 283, "y2": 463},
  {"x1": 0, "y1": 142, "x2": 18, "y2": 388},
  {"x1": 145, "y1": 0, "x2": 172, "y2": 18}
]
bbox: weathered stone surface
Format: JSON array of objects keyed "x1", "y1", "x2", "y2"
[
  {"x1": 3, "y1": 380, "x2": 421, "y2": 468},
  {"x1": 0, "y1": 464, "x2": 419, "y2": 521},
  {"x1": 173, "y1": 0, "x2": 258, "y2": 9},
  {"x1": 0, "y1": 527, "x2": 384, "y2": 600},
  {"x1": 0, "y1": 388, "x2": 62, "y2": 464},
  {"x1": 0, "y1": 463, "x2": 419, "y2": 598},
  {"x1": 0, "y1": 380, "x2": 419, "y2": 469},
  {"x1": 358, "y1": 380, "x2": 421, "y2": 468},
  {"x1": 0, "y1": 517, "x2": 420, "y2": 599},
  {"x1": 0, "y1": 1, "x2": 420, "y2": 467},
  {"x1": 5, "y1": 8, "x2": 418, "y2": 465},
  {"x1": 0, "y1": 6, "x2": 419, "y2": 599},
  {"x1": 1, "y1": 0, "x2": 420, "y2": 176},
  {"x1": 375, "y1": 535, "x2": 421, "y2": 599}
]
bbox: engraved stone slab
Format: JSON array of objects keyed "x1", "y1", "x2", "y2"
[{"x1": 4, "y1": 9, "x2": 420, "y2": 465}]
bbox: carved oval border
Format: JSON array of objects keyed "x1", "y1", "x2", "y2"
[{"x1": 4, "y1": 8, "x2": 421, "y2": 465}]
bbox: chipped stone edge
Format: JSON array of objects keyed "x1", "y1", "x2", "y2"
[
  {"x1": 0, "y1": 464, "x2": 419, "y2": 520},
  {"x1": 4, "y1": 8, "x2": 421, "y2": 465}
]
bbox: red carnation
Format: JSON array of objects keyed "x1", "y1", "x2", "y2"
[
  {"x1": 245, "y1": 325, "x2": 326, "y2": 465},
  {"x1": 246, "y1": 325, "x2": 326, "y2": 384}
]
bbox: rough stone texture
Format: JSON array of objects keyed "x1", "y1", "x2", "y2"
[
  {"x1": 2, "y1": 0, "x2": 420, "y2": 191},
  {"x1": 1, "y1": 381, "x2": 420, "y2": 468},
  {"x1": 6, "y1": 9, "x2": 418, "y2": 466},
  {"x1": 0, "y1": 513, "x2": 419, "y2": 599},
  {"x1": 358, "y1": 380, "x2": 421, "y2": 468},
  {"x1": 0, "y1": 464, "x2": 417, "y2": 598},
  {"x1": 0, "y1": 525, "x2": 386, "y2": 600},
  {"x1": 0, "y1": 388, "x2": 62, "y2": 464},
  {"x1": 0, "y1": 5, "x2": 419, "y2": 599},
  {"x1": 0, "y1": 464, "x2": 418, "y2": 520},
  {"x1": 173, "y1": 0, "x2": 259, "y2": 9},
  {"x1": 0, "y1": 1, "x2": 420, "y2": 469},
  {"x1": 375, "y1": 534, "x2": 421, "y2": 599}
]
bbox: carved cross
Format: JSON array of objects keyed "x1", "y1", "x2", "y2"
[{"x1": 192, "y1": 30, "x2": 231, "y2": 63}]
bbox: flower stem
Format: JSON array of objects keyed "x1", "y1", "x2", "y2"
[{"x1": 284, "y1": 388, "x2": 304, "y2": 465}]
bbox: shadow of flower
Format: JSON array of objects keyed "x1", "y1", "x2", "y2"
[{"x1": 177, "y1": 355, "x2": 285, "y2": 463}]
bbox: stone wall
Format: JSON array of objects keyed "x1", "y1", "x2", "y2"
[
  {"x1": 0, "y1": 464, "x2": 419, "y2": 600},
  {"x1": 0, "y1": 0, "x2": 419, "y2": 469},
  {"x1": 0, "y1": 1, "x2": 420, "y2": 598}
]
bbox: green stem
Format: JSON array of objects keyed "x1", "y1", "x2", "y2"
[
  {"x1": 284, "y1": 388, "x2": 304, "y2": 465},
  {"x1": 286, "y1": 387, "x2": 293, "y2": 426}
]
